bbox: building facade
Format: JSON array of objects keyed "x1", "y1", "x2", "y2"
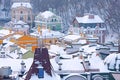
[
  {"x1": 11, "y1": 1, "x2": 33, "y2": 27},
  {"x1": 35, "y1": 10, "x2": 62, "y2": 31},
  {"x1": 72, "y1": 13, "x2": 106, "y2": 43}
]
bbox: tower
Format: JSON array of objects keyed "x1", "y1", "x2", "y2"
[{"x1": 25, "y1": 33, "x2": 52, "y2": 80}]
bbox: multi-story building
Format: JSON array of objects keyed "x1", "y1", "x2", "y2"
[
  {"x1": 35, "y1": 10, "x2": 63, "y2": 31},
  {"x1": 72, "y1": 13, "x2": 106, "y2": 43},
  {"x1": 11, "y1": 1, "x2": 33, "y2": 27}
]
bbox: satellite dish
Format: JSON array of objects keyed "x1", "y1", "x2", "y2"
[{"x1": 64, "y1": 74, "x2": 87, "y2": 80}]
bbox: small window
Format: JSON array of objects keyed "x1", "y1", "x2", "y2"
[
  {"x1": 28, "y1": 15, "x2": 31, "y2": 21},
  {"x1": 21, "y1": 11, "x2": 23, "y2": 14},
  {"x1": 54, "y1": 19, "x2": 57, "y2": 21},
  {"x1": 51, "y1": 19, "x2": 54, "y2": 22},
  {"x1": 20, "y1": 16, "x2": 23, "y2": 20}
]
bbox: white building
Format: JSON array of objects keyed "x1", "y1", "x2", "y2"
[
  {"x1": 35, "y1": 10, "x2": 62, "y2": 31},
  {"x1": 72, "y1": 13, "x2": 106, "y2": 43}
]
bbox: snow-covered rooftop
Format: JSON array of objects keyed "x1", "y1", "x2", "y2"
[
  {"x1": 0, "y1": 29, "x2": 13, "y2": 37},
  {"x1": 11, "y1": 2, "x2": 32, "y2": 9},
  {"x1": 38, "y1": 11, "x2": 55, "y2": 19},
  {"x1": 0, "y1": 58, "x2": 32, "y2": 72},
  {"x1": 15, "y1": 20, "x2": 27, "y2": 25},
  {"x1": 76, "y1": 14, "x2": 104, "y2": 23},
  {"x1": 63, "y1": 35, "x2": 81, "y2": 42},
  {"x1": 12, "y1": 34, "x2": 23, "y2": 39},
  {"x1": 30, "y1": 29, "x2": 64, "y2": 38},
  {"x1": 2, "y1": 39, "x2": 28, "y2": 59},
  {"x1": 14, "y1": 20, "x2": 29, "y2": 29},
  {"x1": 104, "y1": 53, "x2": 120, "y2": 71}
]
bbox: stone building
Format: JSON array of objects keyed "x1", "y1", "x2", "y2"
[{"x1": 11, "y1": 1, "x2": 33, "y2": 27}]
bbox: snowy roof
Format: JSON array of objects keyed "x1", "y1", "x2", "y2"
[
  {"x1": 2, "y1": 39, "x2": 28, "y2": 59},
  {"x1": 15, "y1": 20, "x2": 27, "y2": 25},
  {"x1": 30, "y1": 29, "x2": 64, "y2": 38},
  {"x1": 0, "y1": 29, "x2": 13, "y2": 37},
  {"x1": 77, "y1": 39, "x2": 87, "y2": 44},
  {"x1": 49, "y1": 45, "x2": 66, "y2": 55},
  {"x1": 14, "y1": 20, "x2": 29, "y2": 29},
  {"x1": 104, "y1": 53, "x2": 120, "y2": 70},
  {"x1": 12, "y1": 34, "x2": 23, "y2": 39},
  {"x1": 76, "y1": 14, "x2": 104, "y2": 23},
  {"x1": 0, "y1": 58, "x2": 32, "y2": 72},
  {"x1": 63, "y1": 35, "x2": 81, "y2": 42},
  {"x1": 0, "y1": 43, "x2": 111, "y2": 79},
  {"x1": 11, "y1": 2, "x2": 32, "y2": 9},
  {"x1": 38, "y1": 11, "x2": 55, "y2": 19}
]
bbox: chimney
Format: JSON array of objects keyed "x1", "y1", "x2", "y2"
[
  {"x1": 88, "y1": 14, "x2": 94, "y2": 19},
  {"x1": 25, "y1": 48, "x2": 52, "y2": 80}
]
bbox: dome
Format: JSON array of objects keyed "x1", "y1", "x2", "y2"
[
  {"x1": 63, "y1": 74, "x2": 87, "y2": 80},
  {"x1": 104, "y1": 53, "x2": 120, "y2": 71}
]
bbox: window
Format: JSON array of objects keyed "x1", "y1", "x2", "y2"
[
  {"x1": 20, "y1": 15, "x2": 23, "y2": 20},
  {"x1": 21, "y1": 11, "x2": 23, "y2": 14},
  {"x1": 28, "y1": 15, "x2": 31, "y2": 21}
]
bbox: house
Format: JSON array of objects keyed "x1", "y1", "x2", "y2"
[
  {"x1": 14, "y1": 35, "x2": 38, "y2": 51},
  {"x1": 73, "y1": 13, "x2": 104, "y2": 28},
  {"x1": 13, "y1": 20, "x2": 30, "y2": 34},
  {"x1": 72, "y1": 13, "x2": 106, "y2": 43},
  {"x1": 11, "y1": 1, "x2": 33, "y2": 27},
  {"x1": 35, "y1": 10, "x2": 62, "y2": 31}
]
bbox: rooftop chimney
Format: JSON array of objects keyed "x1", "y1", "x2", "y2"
[
  {"x1": 88, "y1": 14, "x2": 94, "y2": 19},
  {"x1": 25, "y1": 48, "x2": 52, "y2": 80}
]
